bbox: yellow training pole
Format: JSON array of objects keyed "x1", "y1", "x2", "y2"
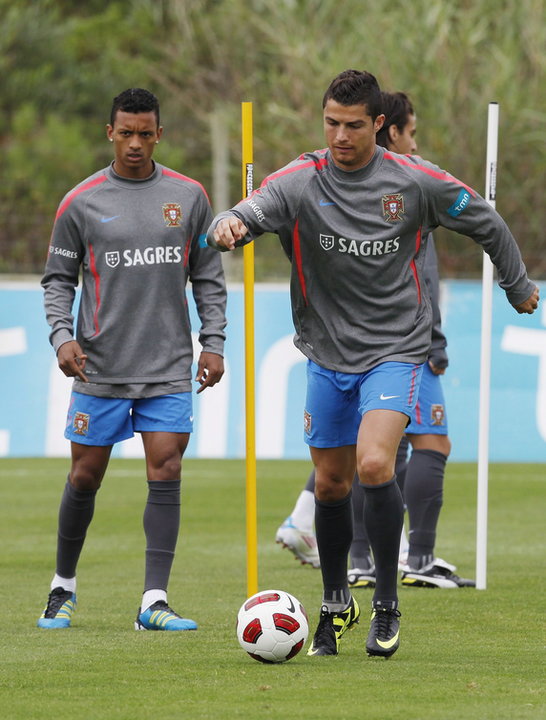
[{"x1": 241, "y1": 102, "x2": 258, "y2": 598}]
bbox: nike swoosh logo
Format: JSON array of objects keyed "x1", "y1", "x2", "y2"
[
  {"x1": 380, "y1": 393, "x2": 400, "y2": 400},
  {"x1": 100, "y1": 215, "x2": 120, "y2": 223},
  {"x1": 319, "y1": 200, "x2": 335, "y2": 206},
  {"x1": 286, "y1": 596, "x2": 295, "y2": 613},
  {"x1": 377, "y1": 630, "x2": 399, "y2": 649}
]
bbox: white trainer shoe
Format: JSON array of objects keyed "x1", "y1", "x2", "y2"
[{"x1": 275, "y1": 517, "x2": 320, "y2": 568}]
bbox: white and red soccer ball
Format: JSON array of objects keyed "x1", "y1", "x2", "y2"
[{"x1": 236, "y1": 589, "x2": 309, "y2": 663}]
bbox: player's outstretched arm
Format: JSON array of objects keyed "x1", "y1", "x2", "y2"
[
  {"x1": 210, "y1": 216, "x2": 249, "y2": 251},
  {"x1": 195, "y1": 351, "x2": 225, "y2": 394},
  {"x1": 514, "y1": 285, "x2": 539, "y2": 314},
  {"x1": 57, "y1": 340, "x2": 88, "y2": 382}
]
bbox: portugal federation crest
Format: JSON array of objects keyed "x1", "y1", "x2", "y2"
[
  {"x1": 382, "y1": 193, "x2": 405, "y2": 222},
  {"x1": 73, "y1": 412, "x2": 90, "y2": 436},
  {"x1": 162, "y1": 203, "x2": 182, "y2": 227},
  {"x1": 431, "y1": 404, "x2": 445, "y2": 426}
]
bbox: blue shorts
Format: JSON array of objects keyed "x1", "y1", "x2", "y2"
[
  {"x1": 304, "y1": 360, "x2": 424, "y2": 448},
  {"x1": 406, "y1": 362, "x2": 448, "y2": 435},
  {"x1": 65, "y1": 391, "x2": 193, "y2": 446}
]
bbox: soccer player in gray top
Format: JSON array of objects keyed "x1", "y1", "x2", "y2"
[
  {"x1": 208, "y1": 69, "x2": 538, "y2": 658},
  {"x1": 38, "y1": 88, "x2": 227, "y2": 631}
]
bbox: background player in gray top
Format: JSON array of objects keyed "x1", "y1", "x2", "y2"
[
  {"x1": 208, "y1": 70, "x2": 538, "y2": 658},
  {"x1": 38, "y1": 88, "x2": 227, "y2": 631}
]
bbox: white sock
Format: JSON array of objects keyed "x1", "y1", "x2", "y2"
[
  {"x1": 51, "y1": 574, "x2": 76, "y2": 593},
  {"x1": 142, "y1": 589, "x2": 167, "y2": 612},
  {"x1": 399, "y1": 523, "x2": 409, "y2": 555},
  {"x1": 290, "y1": 490, "x2": 315, "y2": 532}
]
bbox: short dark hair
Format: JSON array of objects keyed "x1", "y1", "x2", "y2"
[
  {"x1": 322, "y1": 69, "x2": 382, "y2": 120},
  {"x1": 376, "y1": 91, "x2": 414, "y2": 149},
  {"x1": 110, "y1": 88, "x2": 160, "y2": 127}
]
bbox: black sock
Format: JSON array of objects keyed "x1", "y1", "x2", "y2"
[
  {"x1": 395, "y1": 436, "x2": 410, "y2": 497},
  {"x1": 56, "y1": 478, "x2": 97, "y2": 578},
  {"x1": 143, "y1": 480, "x2": 181, "y2": 592},
  {"x1": 349, "y1": 473, "x2": 372, "y2": 569},
  {"x1": 315, "y1": 491, "x2": 352, "y2": 607},
  {"x1": 405, "y1": 449, "x2": 446, "y2": 568},
  {"x1": 362, "y1": 477, "x2": 404, "y2": 608}
]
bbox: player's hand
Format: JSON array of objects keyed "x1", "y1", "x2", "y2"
[
  {"x1": 57, "y1": 340, "x2": 89, "y2": 382},
  {"x1": 195, "y1": 351, "x2": 224, "y2": 394},
  {"x1": 212, "y1": 217, "x2": 249, "y2": 251},
  {"x1": 428, "y1": 360, "x2": 446, "y2": 376},
  {"x1": 514, "y1": 285, "x2": 539, "y2": 314}
]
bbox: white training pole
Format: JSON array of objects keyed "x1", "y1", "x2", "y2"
[{"x1": 476, "y1": 102, "x2": 499, "y2": 590}]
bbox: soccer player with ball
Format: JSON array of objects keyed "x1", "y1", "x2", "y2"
[{"x1": 209, "y1": 69, "x2": 538, "y2": 658}]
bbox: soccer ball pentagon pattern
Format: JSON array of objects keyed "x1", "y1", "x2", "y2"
[{"x1": 236, "y1": 589, "x2": 309, "y2": 663}]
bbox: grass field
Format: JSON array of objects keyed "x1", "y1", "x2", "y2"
[{"x1": 0, "y1": 458, "x2": 544, "y2": 720}]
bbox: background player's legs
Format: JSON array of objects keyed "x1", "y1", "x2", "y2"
[
  {"x1": 348, "y1": 475, "x2": 375, "y2": 585},
  {"x1": 395, "y1": 435, "x2": 410, "y2": 496},
  {"x1": 404, "y1": 434, "x2": 450, "y2": 569},
  {"x1": 401, "y1": 433, "x2": 474, "y2": 587},
  {"x1": 395, "y1": 436, "x2": 410, "y2": 564},
  {"x1": 293, "y1": 469, "x2": 316, "y2": 527},
  {"x1": 275, "y1": 468, "x2": 320, "y2": 567}
]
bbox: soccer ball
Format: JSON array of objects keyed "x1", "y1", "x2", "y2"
[{"x1": 236, "y1": 589, "x2": 309, "y2": 663}]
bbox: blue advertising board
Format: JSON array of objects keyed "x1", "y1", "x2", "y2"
[{"x1": 0, "y1": 280, "x2": 544, "y2": 461}]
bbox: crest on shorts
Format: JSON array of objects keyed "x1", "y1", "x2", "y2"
[
  {"x1": 303, "y1": 410, "x2": 312, "y2": 435},
  {"x1": 431, "y1": 404, "x2": 445, "y2": 426},
  {"x1": 319, "y1": 234, "x2": 335, "y2": 251},
  {"x1": 105, "y1": 251, "x2": 120, "y2": 268},
  {"x1": 73, "y1": 412, "x2": 90, "y2": 436},
  {"x1": 382, "y1": 193, "x2": 405, "y2": 222},
  {"x1": 162, "y1": 203, "x2": 182, "y2": 227}
]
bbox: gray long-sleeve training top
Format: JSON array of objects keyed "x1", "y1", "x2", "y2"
[
  {"x1": 43, "y1": 162, "x2": 227, "y2": 395},
  {"x1": 208, "y1": 145, "x2": 533, "y2": 374}
]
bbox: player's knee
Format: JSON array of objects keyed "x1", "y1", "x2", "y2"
[
  {"x1": 147, "y1": 454, "x2": 182, "y2": 482},
  {"x1": 357, "y1": 454, "x2": 391, "y2": 486},
  {"x1": 315, "y1": 473, "x2": 350, "y2": 502},
  {"x1": 69, "y1": 468, "x2": 103, "y2": 492}
]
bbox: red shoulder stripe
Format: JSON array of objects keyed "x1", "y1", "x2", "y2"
[
  {"x1": 383, "y1": 152, "x2": 476, "y2": 197},
  {"x1": 55, "y1": 175, "x2": 108, "y2": 220},
  {"x1": 259, "y1": 156, "x2": 328, "y2": 189},
  {"x1": 162, "y1": 168, "x2": 210, "y2": 202}
]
